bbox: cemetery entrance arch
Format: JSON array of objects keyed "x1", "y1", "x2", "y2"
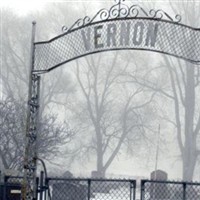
[{"x1": 22, "y1": 0, "x2": 200, "y2": 199}]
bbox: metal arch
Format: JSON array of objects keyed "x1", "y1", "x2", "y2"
[
  {"x1": 32, "y1": 0, "x2": 200, "y2": 73},
  {"x1": 33, "y1": 17, "x2": 200, "y2": 73}
]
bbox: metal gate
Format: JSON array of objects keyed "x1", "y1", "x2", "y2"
[{"x1": 41, "y1": 178, "x2": 136, "y2": 200}]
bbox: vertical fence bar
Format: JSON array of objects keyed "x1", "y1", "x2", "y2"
[
  {"x1": 44, "y1": 178, "x2": 49, "y2": 200},
  {"x1": 3, "y1": 176, "x2": 8, "y2": 200},
  {"x1": 130, "y1": 181, "x2": 136, "y2": 200},
  {"x1": 130, "y1": 181, "x2": 132, "y2": 200},
  {"x1": 88, "y1": 179, "x2": 91, "y2": 200},
  {"x1": 183, "y1": 182, "x2": 186, "y2": 200},
  {"x1": 0, "y1": 171, "x2": 1, "y2": 200},
  {"x1": 140, "y1": 180, "x2": 145, "y2": 200},
  {"x1": 39, "y1": 171, "x2": 44, "y2": 200},
  {"x1": 36, "y1": 177, "x2": 39, "y2": 200}
]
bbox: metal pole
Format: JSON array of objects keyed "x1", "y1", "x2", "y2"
[
  {"x1": 154, "y1": 124, "x2": 161, "y2": 180},
  {"x1": 130, "y1": 181, "x2": 136, "y2": 200},
  {"x1": 140, "y1": 180, "x2": 145, "y2": 200},
  {"x1": 88, "y1": 179, "x2": 91, "y2": 200},
  {"x1": 3, "y1": 176, "x2": 7, "y2": 200},
  {"x1": 183, "y1": 183, "x2": 186, "y2": 200},
  {"x1": 22, "y1": 21, "x2": 40, "y2": 200},
  {"x1": 39, "y1": 171, "x2": 44, "y2": 200}
]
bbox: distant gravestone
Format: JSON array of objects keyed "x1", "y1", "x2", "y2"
[
  {"x1": 151, "y1": 170, "x2": 168, "y2": 180},
  {"x1": 91, "y1": 171, "x2": 104, "y2": 178},
  {"x1": 63, "y1": 171, "x2": 73, "y2": 178},
  {"x1": 150, "y1": 170, "x2": 169, "y2": 199}
]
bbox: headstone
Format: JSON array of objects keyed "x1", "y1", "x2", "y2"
[
  {"x1": 151, "y1": 170, "x2": 168, "y2": 180},
  {"x1": 150, "y1": 170, "x2": 169, "y2": 199},
  {"x1": 91, "y1": 171, "x2": 104, "y2": 178}
]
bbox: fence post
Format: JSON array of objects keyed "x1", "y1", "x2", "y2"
[
  {"x1": 39, "y1": 171, "x2": 44, "y2": 200},
  {"x1": 183, "y1": 182, "x2": 186, "y2": 200},
  {"x1": 3, "y1": 176, "x2": 8, "y2": 200},
  {"x1": 45, "y1": 178, "x2": 49, "y2": 200},
  {"x1": 140, "y1": 180, "x2": 145, "y2": 200},
  {"x1": 130, "y1": 180, "x2": 136, "y2": 200},
  {"x1": 88, "y1": 179, "x2": 91, "y2": 200}
]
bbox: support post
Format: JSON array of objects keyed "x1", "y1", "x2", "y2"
[
  {"x1": 39, "y1": 171, "x2": 44, "y2": 200},
  {"x1": 183, "y1": 182, "x2": 186, "y2": 200},
  {"x1": 87, "y1": 179, "x2": 91, "y2": 200},
  {"x1": 22, "y1": 21, "x2": 40, "y2": 200}
]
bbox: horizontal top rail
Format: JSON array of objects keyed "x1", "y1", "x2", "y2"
[
  {"x1": 46, "y1": 177, "x2": 136, "y2": 182},
  {"x1": 142, "y1": 179, "x2": 200, "y2": 185}
]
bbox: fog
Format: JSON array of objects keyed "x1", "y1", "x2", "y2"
[{"x1": 1, "y1": 0, "x2": 200, "y2": 182}]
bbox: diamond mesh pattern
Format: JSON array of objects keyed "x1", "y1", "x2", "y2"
[
  {"x1": 47, "y1": 178, "x2": 135, "y2": 200},
  {"x1": 34, "y1": 19, "x2": 200, "y2": 72},
  {"x1": 142, "y1": 180, "x2": 200, "y2": 200},
  {"x1": 50, "y1": 179, "x2": 88, "y2": 200},
  {"x1": 186, "y1": 183, "x2": 200, "y2": 200}
]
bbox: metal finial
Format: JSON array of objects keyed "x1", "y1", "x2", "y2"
[{"x1": 115, "y1": 0, "x2": 125, "y2": 5}]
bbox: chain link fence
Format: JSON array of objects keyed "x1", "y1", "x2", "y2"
[
  {"x1": 44, "y1": 177, "x2": 136, "y2": 200},
  {"x1": 2, "y1": 171, "x2": 200, "y2": 200},
  {"x1": 141, "y1": 180, "x2": 200, "y2": 200}
]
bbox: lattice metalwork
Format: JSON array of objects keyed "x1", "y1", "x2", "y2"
[
  {"x1": 45, "y1": 178, "x2": 136, "y2": 200},
  {"x1": 22, "y1": 74, "x2": 41, "y2": 200},
  {"x1": 186, "y1": 182, "x2": 200, "y2": 200},
  {"x1": 33, "y1": 0, "x2": 200, "y2": 73},
  {"x1": 141, "y1": 180, "x2": 200, "y2": 200}
]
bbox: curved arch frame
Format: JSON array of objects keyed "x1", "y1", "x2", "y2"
[{"x1": 33, "y1": 17, "x2": 200, "y2": 73}]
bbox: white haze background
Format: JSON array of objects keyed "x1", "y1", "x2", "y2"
[{"x1": 1, "y1": 0, "x2": 200, "y2": 181}]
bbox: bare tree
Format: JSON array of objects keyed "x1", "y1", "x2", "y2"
[
  {"x1": 125, "y1": 0, "x2": 200, "y2": 180},
  {"x1": 0, "y1": 97, "x2": 74, "y2": 171},
  {"x1": 127, "y1": 56, "x2": 200, "y2": 181},
  {"x1": 65, "y1": 52, "x2": 156, "y2": 177},
  {"x1": 0, "y1": 8, "x2": 77, "y2": 171}
]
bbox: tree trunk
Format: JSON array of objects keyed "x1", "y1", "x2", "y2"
[
  {"x1": 182, "y1": 148, "x2": 196, "y2": 181},
  {"x1": 182, "y1": 66, "x2": 196, "y2": 181},
  {"x1": 96, "y1": 123, "x2": 105, "y2": 177},
  {"x1": 97, "y1": 148, "x2": 105, "y2": 177}
]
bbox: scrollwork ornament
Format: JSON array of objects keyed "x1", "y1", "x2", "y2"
[
  {"x1": 129, "y1": 5, "x2": 140, "y2": 18},
  {"x1": 99, "y1": 9, "x2": 110, "y2": 20},
  {"x1": 175, "y1": 14, "x2": 182, "y2": 23},
  {"x1": 110, "y1": 3, "x2": 120, "y2": 18},
  {"x1": 61, "y1": 0, "x2": 182, "y2": 33},
  {"x1": 119, "y1": 4, "x2": 129, "y2": 18},
  {"x1": 149, "y1": 9, "x2": 181, "y2": 22},
  {"x1": 114, "y1": 0, "x2": 125, "y2": 4},
  {"x1": 62, "y1": 26, "x2": 68, "y2": 33},
  {"x1": 149, "y1": 9, "x2": 164, "y2": 19}
]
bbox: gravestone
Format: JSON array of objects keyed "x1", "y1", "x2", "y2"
[
  {"x1": 150, "y1": 170, "x2": 169, "y2": 199},
  {"x1": 151, "y1": 170, "x2": 168, "y2": 180}
]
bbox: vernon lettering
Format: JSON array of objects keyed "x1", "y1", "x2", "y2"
[{"x1": 81, "y1": 21, "x2": 159, "y2": 51}]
